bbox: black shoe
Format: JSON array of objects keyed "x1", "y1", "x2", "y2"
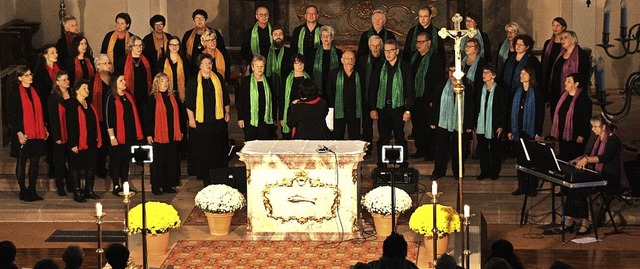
[
  {"x1": 163, "y1": 187, "x2": 177, "y2": 194},
  {"x1": 490, "y1": 175, "x2": 499, "y2": 180},
  {"x1": 152, "y1": 188, "x2": 163, "y2": 195},
  {"x1": 73, "y1": 192, "x2": 87, "y2": 203},
  {"x1": 19, "y1": 190, "x2": 34, "y2": 201},
  {"x1": 29, "y1": 189, "x2": 43, "y2": 201},
  {"x1": 511, "y1": 189, "x2": 524, "y2": 196},
  {"x1": 430, "y1": 174, "x2": 442, "y2": 181},
  {"x1": 565, "y1": 223, "x2": 576, "y2": 233},
  {"x1": 84, "y1": 191, "x2": 101, "y2": 199},
  {"x1": 96, "y1": 169, "x2": 108, "y2": 178},
  {"x1": 527, "y1": 191, "x2": 538, "y2": 197},
  {"x1": 112, "y1": 185, "x2": 121, "y2": 196},
  {"x1": 476, "y1": 174, "x2": 489, "y2": 180},
  {"x1": 57, "y1": 188, "x2": 67, "y2": 196},
  {"x1": 576, "y1": 226, "x2": 592, "y2": 235}
]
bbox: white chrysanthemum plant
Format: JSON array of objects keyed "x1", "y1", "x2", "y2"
[
  {"x1": 195, "y1": 184, "x2": 246, "y2": 214},
  {"x1": 361, "y1": 186, "x2": 412, "y2": 216}
]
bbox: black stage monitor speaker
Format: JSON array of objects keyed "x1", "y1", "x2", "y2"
[
  {"x1": 372, "y1": 167, "x2": 419, "y2": 194},
  {"x1": 207, "y1": 166, "x2": 247, "y2": 193}
]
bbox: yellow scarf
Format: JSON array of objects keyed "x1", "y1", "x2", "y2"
[
  {"x1": 186, "y1": 28, "x2": 198, "y2": 59},
  {"x1": 107, "y1": 31, "x2": 130, "y2": 63},
  {"x1": 196, "y1": 71, "x2": 223, "y2": 122},
  {"x1": 204, "y1": 48, "x2": 226, "y2": 78},
  {"x1": 164, "y1": 56, "x2": 186, "y2": 102}
]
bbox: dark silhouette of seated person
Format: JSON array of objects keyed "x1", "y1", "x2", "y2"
[
  {"x1": 485, "y1": 257, "x2": 513, "y2": 269},
  {"x1": 62, "y1": 245, "x2": 84, "y2": 269},
  {"x1": 549, "y1": 260, "x2": 574, "y2": 269},
  {"x1": 436, "y1": 253, "x2": 464, "y2": 269},
  {"x1": 487, "y1": 239, "x2": 524, "y2": 269},
  {"x1": 0, "y1": 240, "x2": 18, "y2": 269},
  {"x1": 105, "y1": 243, "x2": 130, "y2": 269},
  {"x1": 365, "y1": 233, "x2": 419, "y2": 269},
  {"x1": 33, "y1": 259, "x2": 60, "y2": 269}
]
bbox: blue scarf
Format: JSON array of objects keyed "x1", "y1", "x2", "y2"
[
  {"x1": 462, "y1": 55, "x2": 481, "y2": 86},
  {"x1": 476, "y1": 83, "x2": 496, "y2": 139},
  {"x1": 510, "y1": 86, "x2": 536, "y2": 140},
  {"x1": 438, "y1": 80, "x2": 464, "y2": 132},
  {"x1": 497, "y1": 39, "x2": 510, "y2": 75},
  {"x1": 502, "y1": 52, "x2": 530, "y2": 93}
]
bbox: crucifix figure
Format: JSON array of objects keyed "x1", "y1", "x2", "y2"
[{"x1": 438, "y1": 12, "x2": 476, "y2": 269}]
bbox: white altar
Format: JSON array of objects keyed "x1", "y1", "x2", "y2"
[{"x1": 237, "y1": 140, "x2": 367, "y2": 240}]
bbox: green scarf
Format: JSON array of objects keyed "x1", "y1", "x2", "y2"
[
  {"x1": 297, "y1": 25, "x2": 320, "y2": 55},
  {"x1": 364, "y1": 55, "x2": 373, "y2": 95},
  {"x1": 313, "y1": 45, "x2": 339, "y2": 93},
  {"x1": 282, "y1": 71, "x2": 309, "y2": 133},
  {"x1": 335, "y1": 69, "x2": 362, "y2": 119},
  {"x1": 410, "y1": 24, "x2": 439, "y2": 55},
  {"x1": 249, "y1": 74, "x2": 273, "y2": 127},
  {"x1": 368, "y1": 28, "x2": 388, "y2": 42},
  {"x1": 251, "y1": 22, "x2": 272, "y2": 56},
  {"x1": 376, "y1": 61, "x2": 404, "y2": 109},
  {"x1": 411, "y1": 49, "x2": 433, "y2": 98},
  {"x1": 266, "y1": 46, "x2": 284, "y2": 94}
]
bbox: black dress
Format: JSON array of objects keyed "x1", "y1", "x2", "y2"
[
  {"x1": 9, "y1": 86, "x2": 46, "y2": 158},
  {"x1": 66, "y1": 99, "x2": 99, "y2": 169}
]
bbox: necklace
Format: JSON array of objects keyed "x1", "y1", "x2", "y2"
[{"x1": 133, "y1": 57, "x2": 141, "y2": 67}]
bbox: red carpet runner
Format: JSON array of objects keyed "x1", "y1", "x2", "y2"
[{"x1": 161, "y1": 240, "x2": 420, "y2": 268}]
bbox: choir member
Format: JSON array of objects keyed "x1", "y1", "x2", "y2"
[
  {"x1": 327, "y1": 50, "x2": 362, "y2": 140},
  {"x1": 90, "y1": 54, "x2": 112, "y2": 178},
  {"x1": 475, "y1": 67, "x2": 508, "y2": 180},
  {"x1": 357, "y1": 9, "x2": 396, "y2": 60},
  {"x1": 241, "y1": 6, "x2": 272, "y2": 64},
  {"x1": 290, "y1": 5, "x2": 323, "y2": 57},
  {"x1": 142, "y1": 14, "x2": 171, "y2": 74},
  {"x1": 237, "y1": 55, "x2": 277, "y2": 141},
  {"x1": 280, "y1": 54, "x2": 310, "y2": 140},
  {"x1": 55, "y1": 15, "x2": 80, "y2": 67},
  {"x1": 101, "y1": 12, "x2": 135, "y2": 73},
  {"x1": 182, "y1": 9, "x2": 227, "y2": 75},
  {"x1": 64, "y1": 35, "x2": 95, "y2": 83},
  {"x1": 48, "y1": 71, "x2": 72, "y2": 196}
]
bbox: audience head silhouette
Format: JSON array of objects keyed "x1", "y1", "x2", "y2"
[
  {"x1": 33, "y1": 259, "x2": 60, "y2": 269},
  {"x1": 485, "y1": 257, "x2": 513, "y2": 269},
  {"x1": 382, "y1": 232, "x2": 408, "y2": 259},
  {"x1": 105, "y1": 243, "x2": 130, "y2": 269},
  {"x1": 549, "y1": 260, "x2": 574, "y2": 269},
  {"x1": 0, "y1": 240, "x2": 18, "y2": 269},
  {"x1": 62, "y1": 245, "x2": 84, "y2": 269}
]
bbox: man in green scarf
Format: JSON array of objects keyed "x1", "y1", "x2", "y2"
[
  {"x1": 266, "y1": 26, "x2": 292, "y2": 104},
  {"x1": 410, "y1": 32, "x2": 445, "y2": 161},
  {"x1": 290, "y1": 5, "x2": 323, "y2": 57},
  {"x1": 327, "y1": 50, "x2": 362, "y2": 140},
  {"x1": 241, "y1": 6, "x2": 272, "y2": 65},
  {"x1": 369, "y1": 39, "x2": 415, "y2": 168},
  {"x1": 356, "y1": 9, "x2": 396, "y2": 60},
  {"x1": 402, "y1": 6, "x2": 444, "y2": 63},
  {"x1": 357, "y1": 35, "x2": 384, "y2": 155}
]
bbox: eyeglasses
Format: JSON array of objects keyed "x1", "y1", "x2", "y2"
[
  {"x1": 515, "y1": 43, "x2": 526, "y2": 47},
  {"x1": 465, "y1": 44, "x2": 476, "y2": 48},
  {"x1": 416, "y1": 40, "x2": 427, "y2": 44},
  {"x1": 383, "y1": 48, "x2": 398, "y2": 52},
  {"x1": 194, "y1": 16, "x2": 206, "y2": 21},
  {"x1": 203, "y1": 39, "x2": 216, "y2": 42},
  {"x1": 256, "y1": 13, "x2": 269, "y2": 17},
  {"x1": 293, "y1": 61, "x2": 304, "y2": 65},
  {"x1": 98, "y1": 61, "x2": 112, "y2": 65}
]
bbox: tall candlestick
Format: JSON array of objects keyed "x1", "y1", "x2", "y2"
[
  {"x1": 604, "y1": 0, "x2": 612, "y2": 34},
  {"x1": 621, "y1": 0, "x2": 628, "y2": 38},
  {"x1": 464, "y1": 204, "x2": 470, "y2": 218},
  {"x1": 432, "y1": 181, "x2": 438, "y2": 194},
  {"x1": 123, "y1": 182, "x2": 130, "y2": 195},
  {"x1": 96, "y1": 202, "x2": 103, "y2": 216}
]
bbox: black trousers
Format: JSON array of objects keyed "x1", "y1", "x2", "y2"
[
  {"x1": 410, "y1": 98, "x2": 435, "y2": 158},
  {"x1": 432, "y1": 127, "x2": 468, "y2": 179},
  {"x1": 243, "y1": 123, "x2": 276, "y2": 141},
  {"x1": 52, "y1": 143, "x2": 68, "y2": 191},
  {"x1": 333, "y1": 114, "x2": 361, "y2": 140},
  {"x1": 361, "y1": 101, "x2": 374, "y2": 143},
  {"x1": 16, "y1": 156, "x2": 40, "y2": 191},
  {"x1": 95, "y1": 121, "x2": 109, "y2": 175},
  {"x1": 188, "y1": 120, "x2": 228, "y2": 179},
  {"x1": 477, "y1": 136, "x2": 502, "y2": 177},
  {"x1": 109, "y1": 144, "x2": 132, "y2": 188},
  {"x1": 150, "y1": 142, "x2": 180, "y2": 189},
  {"x1": 377, "y1": 106, "x2": 408, "y2": 165}
]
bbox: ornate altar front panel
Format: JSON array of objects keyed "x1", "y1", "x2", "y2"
[{"x1": 238, "y1": 140, "x2": 367, "y2": 240}]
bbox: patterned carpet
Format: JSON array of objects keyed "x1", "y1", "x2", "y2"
[{"x1": 161, "y1": 240, "x2": 421, "y2": 268}]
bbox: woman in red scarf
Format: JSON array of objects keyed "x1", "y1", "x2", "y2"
[
  {"x1": 144, "y1": 73, "x2": 183, "y2": 195},
  {"x1": 48, "y1": 71, "x2": 72, "y2": 196},
  {"x1": 550, "y1": 73, "x2": 592, "y2": 161},
  {"x1": 64, "y1": 35, "x2": 95, "y2": 83},
  {"x1": 10, "y1": 67, "x2": 48, "y2": 201},
  {"x1": 567, "y1": 115, "x2": 622, "y2": 235},
  {"x1": 32, "y1": 45, "x2": 60, "y2": 178},
  {"x1": 66, "y1": 80, "x2": 103, "y2": 203},
  {"x1": 105, "y1": 74, "x2": 143, "y2": 195},
  {"x1": 117, "y1": 35, "x2": 152, "y2": 117},
  {"x1": 90, "y1": 54, "x2": 112, "y2": 178},
  {"x1": 159, "y1": 36, "x2": 189, "y2": 160}
]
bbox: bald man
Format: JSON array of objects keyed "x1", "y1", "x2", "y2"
[{"x1": 327, "y1": 50, "x2": 363, "y2": 140}]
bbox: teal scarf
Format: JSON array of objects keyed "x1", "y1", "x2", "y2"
[
  {"x1": 313, "y1": 45, "x2": 339, "y2": 93},
  {"x1": 462, "y1": 55, "x2": 481, "y2": 85},
  {"x1": 438, "y1": 80, "x2": 464, "y2": 132},
  {"x1": 251, "y1": 22, "x2": 272, "y2": 56},
  {"x1": 282, "y1": 71, "x2": 309, "y2": 133},
  {"x1": 249, "y1": 74, "x2": 273, "y2": 127},
  {"x1": 476, "y1": 83, "x2": 496, "y2": 139},
  {"x1": 411, "y1": 50, "x2": 433, "y2": 98},
  {"x1": 368, "y1": 28, "x2": 388, "y2": 42},
  {"x1": 335, "y1": 70, "x2": 362, "y2": 119},
  {"x1": 376, "y1": 61, "x2": 404, "y2": 109},
  {"x1": 410, "y1": 24, "x2": 439, "y2": 55},
  {"x1": 497, "y1": 39, "x2": 510, "y2": 75},
  {"x1": 297, "y1": 26, "x2": 320, "y2": 55}
]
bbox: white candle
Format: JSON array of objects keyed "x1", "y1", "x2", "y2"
[
  {"x1": 431, "y1": 181, "x2": 438, "y2": 195},
  {"x1": 96, "y1": 202, "x2": 103, "y2": 216},
  {"x1": 123, "y1": 182, "x2": 129, "y2": 195},
  {"x1": 464, "y1": 204, "x2": 470, "y2": 218}
]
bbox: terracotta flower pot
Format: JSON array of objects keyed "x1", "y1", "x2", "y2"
[
  {"x1": 371, "y1": 212, "x2": 400, "y2": 237},
  {"x1": 205, "y1": 211, "x2": 234, "y2": 235},
  {"x1": 146, "y1": 231, "x2": 170, "y2": 256},
  {"x1": 424, "y1": 234, "x2": 450, "y2": 267}
]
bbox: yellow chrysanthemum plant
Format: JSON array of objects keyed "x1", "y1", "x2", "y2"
[
  {"x1": 408, "y1": 204, "x2": 461, "y2": 239},
  {"x1": 127, "y1": 202, "x2": 181, "y2": 235}
]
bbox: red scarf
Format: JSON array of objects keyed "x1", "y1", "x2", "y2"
[
  {"x1": 551, "y1": 45, "x2": 580, "y2": 92},
  {"x1": 590, "y1": 129, "x2": 611, "y2": 173},
  {"x1": 124, "y1": 54, "x2": 152, "y2": 98},
  {"x1": 65, "y1": 32, "x2": 76, "y2": 49},
  {"x1": 77, "y1": 103, "x2": 103, "y2": 150},
  {"x1": 114, "y1": 90, "x2": 143, "y2": 143},
  {"x1": 154, "y1": 93, "x2": 182, "y2": 143},
  {"x1": 19, "y1": 85, "x2": 47, "y2": 139},
  {"x1": 45, "y1": 63, "x2": 60, "y2": 81},
  {"x1": 74, "y1": 57, "x2": 95, "y2": 82},
  {"x1": 92, "y1": 77, "x2": 105, "y2": 121},
  {"x1": 58, "y1": 103, "x2": 68, "y2": 143},
  {"x1": 290, "y1": 97, "x2": 322, "y2": 139},
  {"x1": 550, "y1": 89, "x2": 582, "y2": 141}
]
